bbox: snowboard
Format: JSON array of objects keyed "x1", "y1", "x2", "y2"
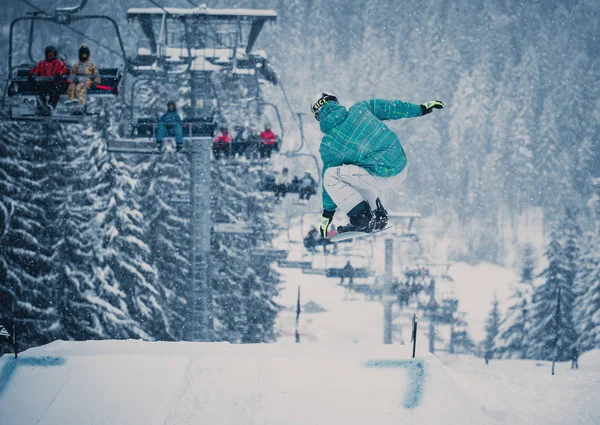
[{"x1": 329, "y1": 226, "x2": 393, "y2": 242}]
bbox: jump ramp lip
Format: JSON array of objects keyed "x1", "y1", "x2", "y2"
[{"x1": 0, "y1": 341, "x2": 505, "y2": 425}]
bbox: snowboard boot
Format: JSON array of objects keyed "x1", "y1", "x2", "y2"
[
  {"x1": 176, "y1": 143, "x2": 183, "y2": 153},
  {"x1": 374, "y1": 198, "x2": 388, "y2": 230},
  {"x1": 337, "y1": 201, "x2": 376, "y2": 234},
  {"x1": 156, "y1": 141, "x2": 163, "y2": 152}
]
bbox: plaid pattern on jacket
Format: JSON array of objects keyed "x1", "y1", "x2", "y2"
[{"x1": 318, "y1": 99, "x2": 422, "y2": 211}]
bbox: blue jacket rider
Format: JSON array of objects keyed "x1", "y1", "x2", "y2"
[{"x1": 157, "y1": 100, "x2": 183, "y2": 149}]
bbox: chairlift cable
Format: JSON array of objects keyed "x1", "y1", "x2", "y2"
[
  {"x1": 17, "y1": 0, "x2": 123, "y2": 57},
  {"x1": 61, "y1": 25, "x2": 123, "y2": 57},
  {"x1": 278, "y1": 80, "x2": 298, "y2": 124},
  {"x1": 19, "y1": 0, "x2": 45, "y2": 14}
]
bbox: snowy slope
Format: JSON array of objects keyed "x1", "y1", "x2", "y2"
[
  {"x1": 447, "y1": 262, "x2": 517, "y2": 341},
  {"x1": 276, "y1": 267, "x2": 386, "y2": 345},
  {"x1": 1, "y1": 341, "x2": 599, "y2": 425},
  {"x1": 275, "y1": 214, "x2": 519, "y2": 343}
]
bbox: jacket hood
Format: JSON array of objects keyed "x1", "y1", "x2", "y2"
[{"x1": 319, "y1": 101, "x2": 348, "y2": 133}]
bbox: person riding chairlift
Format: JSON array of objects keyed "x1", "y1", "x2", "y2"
[
  {"x1": 274, "y1": 167, "x2": 292, "y2": 201},
  {"x1": 66, "y1": 45, "x2": 101, "y2": 114},
  {"x1": 258, "y1": 122, "x2": 278, "y2": 159},
  {"x1": 29, "y1": 45, "x2": 68, "y2": 115},
  {"x1": 156, "y1": 101, "x2": 184, "y2": 152},
  {"x1": 299, "y1": 172, "x2": 317, "y2": 204},
  {"x1": 214, "y1": 126, "x2": 232, "y2": 159}
]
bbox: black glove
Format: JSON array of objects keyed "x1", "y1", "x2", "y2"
[
  {"x1": 320, "y1": 210, "x2": 335, "y2": 238},
  {"x1": 54, "y1": 74, "x2": 65, "y2": 82},
  {"x1": 421, "y1": 100, "x2": 444, "y2": 115},
  {"x1": 90, "y1": 82, "x2": 98, "y2": 90}
]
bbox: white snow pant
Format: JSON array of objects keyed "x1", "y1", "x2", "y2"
[{"x1": 323, "y1": 164, "x2": 408, "y2": 214}]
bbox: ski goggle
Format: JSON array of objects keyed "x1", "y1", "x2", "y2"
[{"x1": 311, "y1": 93, "x2": 338, "y2": 121}]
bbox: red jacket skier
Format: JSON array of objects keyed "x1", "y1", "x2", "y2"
[
  {"x1": 214, "y1": 127, "x2": 232, "y2": 145},
  {"x1": 259, "y1": 124, "x2": 277, "y2": 145},
  {"x1": 29, "y1": 45, "x2": 69, "y2": 113},
  {"x1": 213, "y1": 127, "x2": 232, "y2": 159},
  {"x1": 258, "y1": 123, "x2": 278, "y2": 159}
]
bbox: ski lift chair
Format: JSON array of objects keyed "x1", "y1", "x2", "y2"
[
  {"x1": 3, "y1": 1, "x2": 127, "y2": 123},
  {"x1": 5, "y1": 68, "x2": 122, "y2": 123},
  {"x1": 107, "y1": 114, "x2": 216, "y2": 154}
]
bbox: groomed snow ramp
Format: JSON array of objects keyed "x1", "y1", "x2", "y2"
[{"x1": 0, "y1": 341, "x2": 598, "y2": 425}]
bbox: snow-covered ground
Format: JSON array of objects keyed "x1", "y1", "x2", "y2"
[
  {"x1": 276, "y1": 267, "x2": 386, "y2": 344},
  {"x1": 1, "y1": 340, "x2": 598, "y2": 424}
]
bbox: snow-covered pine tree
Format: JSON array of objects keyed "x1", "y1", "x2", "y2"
[
  {"x1": 575, "y1": 233, "x2": 600, "y2": 352},
  {"x1": 483, "y1": 294, "x2": 501, "y2": 362},
  {"x1": 46, "y1": 125, "x2": 101, "y2": 340},
  {"x1": 575, "y1": 179, "x2": 600, "y2": 351},
  {"x1": 241, "y1": 170, "x2": 281, "y2": 343},
  {"x1": 86, "y1": 106, "x2": 170, "y2": 340},
  {"x1": 132, "y1": 80, "x2": 192, "y2": 340},
  {"x1": 534, "y1": 97, "x2": 567, "y2": 208},
  {"x1": 210, "y1": 163, "x2": 281, "y2": 343},
  {"x1": 0, "y1": 120, "x2": 55, "y2": 348},
  {"x1": 134, "y1": 148, "x2": 191, "y2": 341},
  {"x1": 495, "y1": 244, "x2": 535, "y2": 359},
  {"x1": 528, "y1": 210, "x2": 580, "y2": 361}
]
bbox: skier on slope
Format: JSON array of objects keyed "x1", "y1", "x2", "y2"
[{"x1": 311, "y1": 92, "x2": 444, "y2": 236}]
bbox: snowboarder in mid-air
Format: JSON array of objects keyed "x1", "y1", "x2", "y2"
[{"x1": 312, "y1": 92, "x2": 444, "y2": 237}]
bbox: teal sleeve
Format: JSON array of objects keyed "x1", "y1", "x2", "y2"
[{"x1": 366, "y1": 99, "x2": 423, "y2": 120}]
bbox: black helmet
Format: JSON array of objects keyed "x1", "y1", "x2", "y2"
[
  {"x1": 264, "y1": 122, "x2": 271, "y2": 130},
  {"x1": 219, "y1": 126, "x2": 228, "y2": 133},
  {"x1": 282, "y1": 167, "x2": 289, "y2": 173},
  {"x1": 167, "y1": 100, "x2": 176, "y2": 110},
  {"x1": 311, "y1": 91, "x2": 338, "y2": 121},
  {"x1": 45, "y1": 45, "x2": 57, "y2": 60},
  {"x1": 79, "y1": 44, "x2": 90, "y2": 61}
]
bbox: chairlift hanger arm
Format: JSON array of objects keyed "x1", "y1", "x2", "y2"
[
  {"x1": 8, "y1": 16, "x2": 51, "y2": 72},
  {"x1": 13, "y1": 1, "x2": 127, "y2": 66},
  {"x1": 27, "y1": 19, "x2": 36, "y2": 64},
  {"x1": 70, "y1": 15, "x2": 128, "y2": 61},
  {"x1": 259, "y1": 101, "x2": 284, "y2": 142}
]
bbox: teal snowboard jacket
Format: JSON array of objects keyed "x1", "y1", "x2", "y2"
[{"x1": 318, "y1": 99, "x2": 423, "y2": 211}]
